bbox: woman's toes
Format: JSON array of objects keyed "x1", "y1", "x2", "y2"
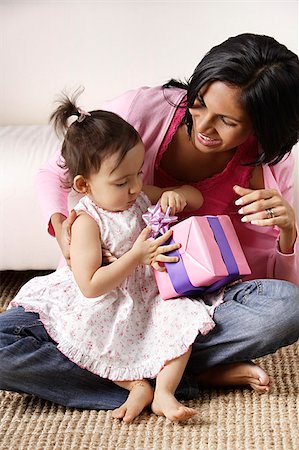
[
  {"x1": 250, "y1": 383, "x2": 270, "y2": 393},
  {"x1": 250, "y1": 377, "x2": 273, "y2": 394},
  {"x1": 122, "y1": 412, "x2": 136, "y2": 423},
  {"x1": 112, "y1": 406, "x2": 127, "y2": 419}
]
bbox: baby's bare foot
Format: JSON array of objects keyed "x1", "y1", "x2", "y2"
[
  {"x1": 196, "y1": 361, "x2": 272, "y2": 393},
  {"x1": 151, "y1": 391, "x2": 197, "y2": 421},
  {"x1": 112, "y1": 381, "x2": 153, "y2": 423}
]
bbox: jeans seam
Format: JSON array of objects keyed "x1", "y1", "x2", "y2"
[
  {"x1": 215, "y1": 299, "x2": 234, "y2": 310},
  {"x1": 14, "y1": 321, "x2": 43, "y2": 334},
  {"x1": 256, "y1": 280, "x2": 263, "y2": 295}
]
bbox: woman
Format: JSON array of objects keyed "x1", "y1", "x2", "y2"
[{"x1": 0, "y1": 33, "x2": 299, "y2": 410}]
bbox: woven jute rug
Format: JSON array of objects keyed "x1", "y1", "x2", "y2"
[{"x1": 0, "y1": 271, "x2": 298, "y2": 450}]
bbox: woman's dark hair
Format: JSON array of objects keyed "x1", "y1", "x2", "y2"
[
  {"x1": 164, "y1": 33, "x2": 299, "y2": 165},
  {"x1": 50, "y1": 90, "x2": 140, "y2": 187}
]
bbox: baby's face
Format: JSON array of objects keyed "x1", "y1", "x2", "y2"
[{"x1": 87, "y1": 140, "x2": 145, "y2": 212}]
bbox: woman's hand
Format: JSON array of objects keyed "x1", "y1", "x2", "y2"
[
  {"x1": 234, "y1": 185, "x2": 297, "y2": 253},
  {"x1": 51, "y1": 210, "x2": 78, "y2": 266},
  {"x1": 131, "y1": 227, "x2": 180, "y2": 271},
  {"x1": 159, "y1": 190, "x2": 187, "y2": 214},
  {"x1": 52, "y1": 210, "x2": 118, "y2": 266},
  {"x1": 101, "y1": 248, "x2": 118, "y2": 265}
]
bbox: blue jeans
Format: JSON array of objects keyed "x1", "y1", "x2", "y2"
[{"x1": 0, "y1": 279, "x2": 298, "y2": 410}]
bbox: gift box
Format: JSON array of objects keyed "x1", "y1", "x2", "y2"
[{"x1": 153, "y1": 215, "x2": 251, "y2": 300}]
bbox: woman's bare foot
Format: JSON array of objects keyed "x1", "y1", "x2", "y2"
[
  {"x1": 151, "y1": 391, "x2": 197, "y2": 421},
  {"x1": 196, "y1": 361, "x2": 272, "y2": 393},
  {"x1": 112, "y1": 381, "x2": 154, "y2": 423}
]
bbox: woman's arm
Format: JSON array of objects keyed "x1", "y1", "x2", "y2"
[
  {"x1": 35, "y1": 149, "x2": 70, "y2": 237},
  {"x1": 265, "y1": 157, "x2": 299, "y2": 285},
  {"x1": 70, "y1": 213, "x2": 181, "y2": 298},
  {"x1": 234, "y1": 156, "x2": 299, "y2": 285}
]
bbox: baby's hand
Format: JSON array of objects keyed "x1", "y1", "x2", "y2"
[
  {"x1": 131, "y1": 227, "x2": 180, "y2": 268},
  {"x1": 160, "y1": 190, "x2": 187, "y2": 215}
]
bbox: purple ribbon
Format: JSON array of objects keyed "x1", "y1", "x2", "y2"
[
  {"x1": 142, "y1": 203, "x2": 178, "y2": 238},
  {"x1": 164, "y1": 216, "x2": 240, "y2": 295}
]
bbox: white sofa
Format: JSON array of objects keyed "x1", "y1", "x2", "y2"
[{"x1": 0, "y1": 126, "x2": 63, "y2": 270}]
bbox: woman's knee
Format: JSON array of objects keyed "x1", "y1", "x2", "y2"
[
  {"x1": 232, "y1": 278, "x2": 299, "y2": 310},
  {"x1": 222, "y1": 279, "x2": 299, "y2": 349},
  {"x1": 262, "y1": 279, "x2": 299, "y2": 315},
  {"x1": 255, "y1": 279, "x2": 299, "y2": 344}
]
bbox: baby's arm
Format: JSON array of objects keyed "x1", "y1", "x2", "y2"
[
  {"x1": 70, "y1": 212, "x2": 180, "y2": 298},
  {"x1": 143, "y1": 185, "x2": 203, "y2": 213}
]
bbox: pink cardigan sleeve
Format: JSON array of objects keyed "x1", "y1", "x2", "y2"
[
  {"x1": 264, "y1": 153, "x2": 299, "y2": 286},
  {"x1": 35, "y1": 149, "x2": 70, "y2": 236}
]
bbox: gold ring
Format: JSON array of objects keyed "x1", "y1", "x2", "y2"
[{"x1": 266, "y1": 208, "x2": 275, "y2": 219}]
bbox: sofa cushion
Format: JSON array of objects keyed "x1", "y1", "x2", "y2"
[{"x1": 0, "y1": 125, "x2": 62, "y2": 270}]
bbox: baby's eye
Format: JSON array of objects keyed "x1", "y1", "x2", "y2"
[{"x1": 116, "y1": 181, "x2": 127, "y2": 187}]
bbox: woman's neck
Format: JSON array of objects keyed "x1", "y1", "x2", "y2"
[{"x1": 159, "y1": 125, "x2": 236, "y2": 183}]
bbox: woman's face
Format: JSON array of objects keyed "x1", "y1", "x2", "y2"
[{"x1": 189, "y1": 81, "x2": 253, "y2": 154}]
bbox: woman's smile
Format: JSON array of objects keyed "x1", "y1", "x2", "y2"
[{"x1": 196, "y1": 132, "x2": 222, "y2": 147}]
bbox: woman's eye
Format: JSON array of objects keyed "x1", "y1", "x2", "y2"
[
  {"x1": 199, "y1": 97, "x2": 205, "y2": 107},
  {"x1": 195, "y1": 95, "x2": 205, "y2": 107},
  {"x1": 220, "y1": 116, "x2": 236, "y2": 127}
]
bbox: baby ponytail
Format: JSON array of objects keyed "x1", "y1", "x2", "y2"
[
  {"x1": 49, "y1": 89, "x2": 140, "y2": 188},
  {"x1": 49, "y1": 88, "x2": 89, "y2": 137}
]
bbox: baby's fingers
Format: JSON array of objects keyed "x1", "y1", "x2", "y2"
[
  {"x1": 151, "y1": 261, "x2": 166, "y2": 272},
  {"x1": 136, "y1": 226, "x2": 152, "y2": 242},
  {"x1": 155, "y1": 253, "x2": 179, "y2": 263},
  {"x1": 155, "y1": 229, "x2": 173, "y2": 245},
  {"x1": 156, "y1": 242, "x2": 181, "y2": 255}
]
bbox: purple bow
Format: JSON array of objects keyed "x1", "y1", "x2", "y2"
[{"x1": 142, "y1": 203, "x2": 178, "y2": 238}]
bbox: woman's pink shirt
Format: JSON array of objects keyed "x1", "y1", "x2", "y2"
[{"x1": 36, "y1": 86, "x2": 298, "y2": 285}]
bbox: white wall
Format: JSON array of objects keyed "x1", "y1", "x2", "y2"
[{"x1": 1, "y1": 1, "x2": 298, "y2": 125}]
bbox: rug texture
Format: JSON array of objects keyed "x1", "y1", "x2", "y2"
[{"x1": 0, "y1": 270, "x2": 298, "y2": 450}]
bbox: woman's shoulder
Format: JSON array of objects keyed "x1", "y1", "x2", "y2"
[
  {"x1": 102, "y1": 85, "x2": 186, "y2": 123},
  {"x1": 262, "y1": 152, "x2": 295, "y2": 193},
  {"x1": 263, "y1": 152, "x2": 294, "y2": 178}
]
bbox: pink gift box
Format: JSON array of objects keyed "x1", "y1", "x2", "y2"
[{"x1": 154, "y1": 215, "x2": 251, "y2": 300}]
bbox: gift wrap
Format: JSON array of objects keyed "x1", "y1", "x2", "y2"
[{"x1": 154, "y1": 215, "x2": 251, "y2": 300}]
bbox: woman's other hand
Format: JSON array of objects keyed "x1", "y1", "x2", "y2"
[
  {"x1": 102, "y1": 248, "x2": 117, "y2": 265},
  {"x1": 234, "y1": 185, "x2": 297, "y2": 253},
  {"x1": 52, "y1": 210, "x2": 117, "y2": 267}
]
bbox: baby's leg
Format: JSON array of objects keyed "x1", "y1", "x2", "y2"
[
  {"x1": 112, "y1": 379, "x2": 154, "y2": 423},
  {"x1": 152, "y1": 347, "x2": 197, "y2": 421}
]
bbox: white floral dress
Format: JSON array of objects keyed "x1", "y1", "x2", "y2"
[{"x1": 10, "y1": 192, "x2": 217, "y2": 381}]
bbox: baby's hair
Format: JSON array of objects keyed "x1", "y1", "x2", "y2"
[{"x1": 50, "y1": 90, "x2": 140, "y2": 187}]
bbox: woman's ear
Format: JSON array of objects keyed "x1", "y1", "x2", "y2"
[{"x1": 73, "y1": 175, "x2": 89, "y2": 193}]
